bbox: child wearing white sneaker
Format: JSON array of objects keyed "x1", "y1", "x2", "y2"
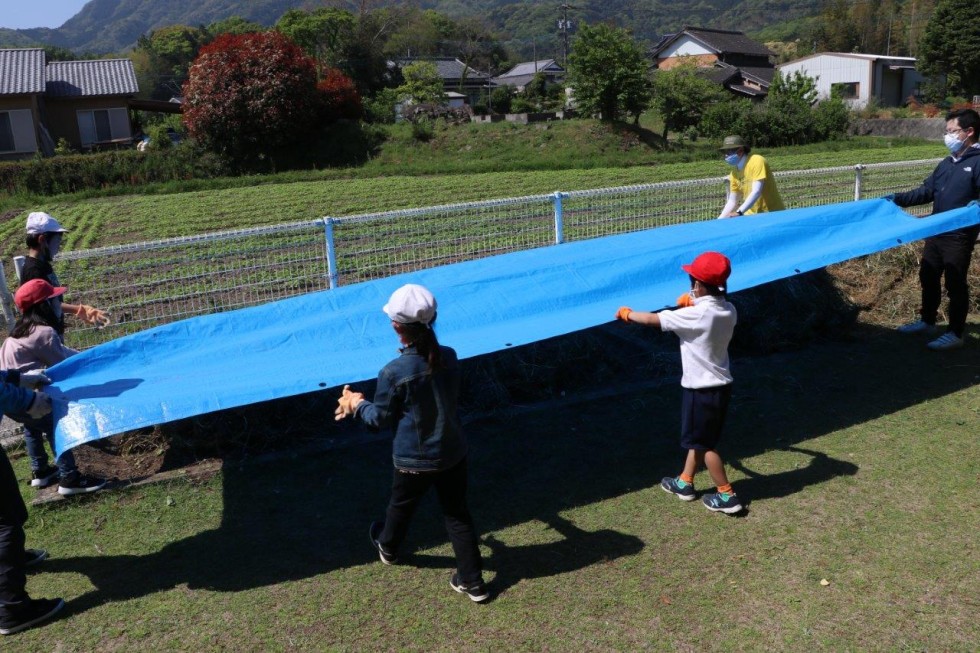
[
  {"x1": 615, "y1": 252, "x2": 743, "y2": 514},
  {"x1": 334, "y1": 284, "x2": 489, "y2": 601}
]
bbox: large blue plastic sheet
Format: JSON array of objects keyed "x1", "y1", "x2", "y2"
[{"x1": 47, "y1": 199, "x2": 980, "y2": 456}]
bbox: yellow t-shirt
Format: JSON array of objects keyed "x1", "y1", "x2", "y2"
[{"x1": 728, "y1": 154, "x2": 785, "y2": 214}]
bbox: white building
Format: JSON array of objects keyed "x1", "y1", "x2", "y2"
[{"x1": 777, "y1": 53, "x2": 923, "y2": 109}]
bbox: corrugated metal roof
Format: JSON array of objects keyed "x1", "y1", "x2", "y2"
[
  {"x1": 0, "y1": 48, "x2": 46, "y2": 95},
  {"x1": 45, "y1": 59, "x2": 139, "y2": 97}
]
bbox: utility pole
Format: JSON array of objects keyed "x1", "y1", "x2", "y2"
[{"x1": 558, "y1": 4, "x2": 575, "y2": 68}]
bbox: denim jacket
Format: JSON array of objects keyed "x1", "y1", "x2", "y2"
[{"x1": 355, "y1": 345, "x2": 467, "y2": 472}]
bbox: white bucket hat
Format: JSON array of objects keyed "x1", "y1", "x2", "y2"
[{"x1": 383, "y1": 284, "x2": 437, "y2": 325}]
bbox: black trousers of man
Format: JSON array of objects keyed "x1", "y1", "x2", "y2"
[
  {"x1": 0, "y1": 446, "x2": 29, "y2": 621},
  {"x1": 918, "y1": 229, "x2": 979, "y2": 337}
]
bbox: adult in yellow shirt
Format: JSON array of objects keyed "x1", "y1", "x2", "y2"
[{"x1": 717, "y1": 135, "x2": 784, "y2": 218}]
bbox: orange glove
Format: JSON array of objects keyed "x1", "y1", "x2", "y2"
[
  {"x1": 615, "y1": 306, "x2": 633, "y2": 322},
  {"x1": 676, "y1": 292, "x2": 695, "y2": 308},
  {"x1": 73, "y1": 304, "x2": 111, "y2": 327},
  {"x1": 334, "y1": 385, "x2": 365, "y2": 421}
]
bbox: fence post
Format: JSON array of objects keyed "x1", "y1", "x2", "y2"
[
  {"x1": 323, "y1": 217, "x2": 339, "y2": 290},
  {"x1": 854, "y1": 164, "x2": 865, "y2": 201},
  {"x1": 553, "y1": 192, "x2": 565, "y2": 244},
  {"x1": 0, "y1": 261, "x2": 15, "y2": 331}
]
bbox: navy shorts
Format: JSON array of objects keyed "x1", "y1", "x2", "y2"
[{"x1": 680, "y1": 384, "x2": 732, "y2": 451}]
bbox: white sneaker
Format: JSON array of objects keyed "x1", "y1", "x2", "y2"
[
  {"x1": 927, "y1": 332, "x2": 964, "y2": 351},
  {"x1": 897, "y1": 320, "x2": 939, "y2": 335}
]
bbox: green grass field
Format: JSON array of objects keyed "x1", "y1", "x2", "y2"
[{"x1": 6, "y1": 323, "x2": 978, "y2": 651}]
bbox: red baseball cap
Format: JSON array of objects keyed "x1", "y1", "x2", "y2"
[
  {"x1": 681, "y1": 252, "x2": 731, "y2": 290},
  {"x1": 15, "y1": 279, "x2": 67, "y2": 312}
]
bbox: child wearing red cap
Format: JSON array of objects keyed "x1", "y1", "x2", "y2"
[
  {"x1": 0, "y1": 279, "x2": 107, "y2": 496},
  {"x1": 615, "y1": 252, "x2": 742, "y2": 514}
]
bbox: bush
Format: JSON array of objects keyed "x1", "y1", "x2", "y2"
[
  {"x1": 364, "y1": 88, "x2": 399, "y2": 124},
  {"x1": 411, "y1": 117, "x2": 434, "y2": 142},
  {"x1": 0, "y1": 145, "x2": 229, "y2": 196},
  {"x1": 698, "y1": 98, "x2": 752, "y2": 140},
  {"x1": 490, "y1": 86, "x2": 513, "y2": 114},
  {"x1": 812, "y1": 97, "x2": 850, "y2": 141},
  {"x1": 145, "y1": 124, "x2": 174, "y2": 150}
]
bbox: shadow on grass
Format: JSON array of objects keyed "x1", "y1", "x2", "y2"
[{"x1": 39, "y1": 316, "x2": 979, "y2": 612}]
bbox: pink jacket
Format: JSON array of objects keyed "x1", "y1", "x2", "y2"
[{"x1": 0, "y1": 325, "x2": 78, "y2": 372}]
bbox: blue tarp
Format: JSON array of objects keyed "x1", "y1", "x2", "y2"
[{"x1": 47, "y1": 199, "x2": 980, "y2": 456}]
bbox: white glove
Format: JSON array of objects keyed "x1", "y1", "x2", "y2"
[
  {"x1": 26, "y1": 391, "x2": 52, "y2": 419},
  {"x1": 20, "y1": 371, "x2": 52, "y2": 388}
]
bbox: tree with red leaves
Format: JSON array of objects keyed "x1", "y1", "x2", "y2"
[
  {"x1": 182, "y1": 31, "x2": 319, "y2": 164},
  {"x1": 317, "y1": 68, "x2": 364, "y2": 122}
]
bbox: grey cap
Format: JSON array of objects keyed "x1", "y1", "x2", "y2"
[{"x1": 719, "y1": 135, "x2": 746, "y2": 151}]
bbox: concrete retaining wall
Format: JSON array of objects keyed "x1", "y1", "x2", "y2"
[{"x1": 849, "y1": 118, "x2": 945, "y2": 140}]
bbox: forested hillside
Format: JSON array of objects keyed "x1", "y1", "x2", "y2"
[{"x1": 1, "y1": 0, "x2": 818, "y2": 56}]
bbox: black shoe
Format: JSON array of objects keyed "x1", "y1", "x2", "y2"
[
  {"x1": 450, "y1": 573, "x2": 489, "y2": 603},
  {"x1": 0, "y1": 597, "x2": 65, "y2": 635},
  {"x1": 24, "y1": 549, "x2": 48, "y2": 568},
  {"x1": 58, "y1": 473, "x2": 108, "y2": 496},
  {"x1": 30, "y1": 466, "x2": 59, "y2": 488},
  {"x1": 369, "y1": 521, "x2": 397, "y2": 565}
]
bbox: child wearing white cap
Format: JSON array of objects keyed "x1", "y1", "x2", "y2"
[
  {"x1": 334, "y1": 284, "x2": 489, "y2": 602},
  {"x1": 21, "y1": 212, "x2": 109, "y2": 331}
]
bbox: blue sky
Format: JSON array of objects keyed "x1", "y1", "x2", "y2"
[{"x1": 1, "y1": 0, "x2": 89, "y2": 29}]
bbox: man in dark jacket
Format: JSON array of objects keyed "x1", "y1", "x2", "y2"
[{"x1": 890, "y1": 108, "x2": 980, "y2": 351}]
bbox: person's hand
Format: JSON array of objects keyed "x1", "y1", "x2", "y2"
[
  {"x1": 74, "y1": 304, "x2": 111, "y2": 328},
  {"x1": 19, "y1": 371, "x2": 51, "y2": 388},
  {"x1": 676, "y1": 292, "x2": 695, "y2": 308},
  {"x1": 334, "y1": 385, "x2": 365, "y2": 421},
  {"x1": 27, "y1": 391, "x2": 52, "y2": 419},
  {"x1": 615, "y1": 306, "x2": 633, "y2": 322}
]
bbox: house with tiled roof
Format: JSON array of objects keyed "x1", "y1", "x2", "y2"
[
  {"x1": 492, "y1": 59, "x2": 565, "y2": 92},
  {"x1": 395, "y1": 57, "x2": 493, "y2": 106},
  {"x1": 0, "y1": 48, "x2": 139, "y2": 159},
  {"x1": 651, "y1": 27, "x2": 776, "y2": 99}
]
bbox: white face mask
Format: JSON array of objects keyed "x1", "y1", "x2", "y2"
[
  {"x1": 944, "y1": 132, "x2": 965, "y2": 154},
  {"x1": 45, "y1": 233, "x2": 63, "y2": 260},
  {"x1": 724, "y1": 153, "x2": 740, "y2": 166}
]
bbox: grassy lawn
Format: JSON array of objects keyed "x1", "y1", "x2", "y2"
[{"x1": 6, "y1": 321, "x2": 978, "y2": 651}]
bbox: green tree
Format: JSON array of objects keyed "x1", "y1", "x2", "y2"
[
  {"x1": 650, "y1": 61, "x2": 725, "y2": 139},
  {"x1": 275, "y1": 8, "x2": 356, "y2": 71},
  {"x1": 207, "y1": 16, "x2": 263, "y2": 37},
  {"x1": 133, "y1": 25, "x2": 207, "y2": 100},
  {"x1": 567, "y1": 23, "x2": 651, "y2": 123},
  {"x1": 918, "y1": 0, "x2": 980, "y2": 98},
  {"x1": 396, "y1": 61, "x2": 445, "y2": 103},
  {"x1": 769, "y1": 70, "x2": 819, "y2": 105}
]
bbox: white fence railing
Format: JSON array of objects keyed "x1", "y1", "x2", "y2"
[{"x1": 4, "y1": 159, "x2": 940, "y2": 350}]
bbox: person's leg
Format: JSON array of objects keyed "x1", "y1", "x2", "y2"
[
  {"x1": 939, "y1": 235, "x2": 977, "y2": 338},
  {"x1": 433, "y1": 458, "x2": 483, "y2": 583},
  {"x1": 0, "y1": 447, "x2": 29, "y2": 620},
  {"x1": 704, "y1": 450, "x2": 731, "y2": 489},
  {"x1": 377, "y1": 469, "x2": 432, "y2": 554},
  {"x1": 918, "y1": 239, "x2": 944, "y2": 325},
  {"x1": 681, "y1": 449, "x2": 702, "y2": 480},
  {"x1": 21, "y1": 425, "x2": 49, "y2": 474}
]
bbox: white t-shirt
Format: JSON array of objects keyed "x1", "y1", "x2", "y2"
[{"x1": 658, "y1": 295, "x2": 736, "y2": 389}]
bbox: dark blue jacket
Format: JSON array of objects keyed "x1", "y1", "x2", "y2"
[
  {"x1": 893, "y1": 145, "x2": 980, "y2": 238},
  {"x1": 355, "y1": 345, "x2": 466, "y2": 472},
  {"x1": 0, "y1": 371, "x2": 35, "y2": 415}
]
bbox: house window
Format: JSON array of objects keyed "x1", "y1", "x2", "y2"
[
  {"x1": 0, "y1": 109, "x2": 37, "y2": 153},
  {"x1": 831, "y1": 82, "x2": 860, "y2": 100},
  {"x1": 76, "y1": 108, "x2": 130, "y2": 147},
  {"x1": 0, "y1": 113, "x2": 13, "y2": 152}
]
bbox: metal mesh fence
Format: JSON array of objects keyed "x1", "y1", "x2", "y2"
[{"x1": 6, "y1": 158, "x2": 944, "y2": 350}]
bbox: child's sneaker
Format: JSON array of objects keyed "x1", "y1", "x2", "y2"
[
  {"x1": 368, "y1": 521, "x2": 397, "y2": 565},
  {"x1": 702, "y1": 491, "x2": 743, "y2": 514},
  {"x1": 660, "y1": 476, "x2": 696, "y2": 501},
  {"x1": 450, "y1": 573, "x2": 490, "y2": 603},
  {"x1": 57, "y1": 473, "x2": 107, "y2": 496},
  {"x1": 897, "y1": 320, "x2": 939, "y2": 336},
  {"x1": 926, "y1": 332, "x2": 964, "y2": 351},
  {"x1": 30, "y1": 466, "x2": 59, "y2": 488},
  {"x1": 0, "y1": 597, "x2": 65, "y2": 635},
  {"x1": 24, "y1": 549, "x2": 48, "y2": 568}
]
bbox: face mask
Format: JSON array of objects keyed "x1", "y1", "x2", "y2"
[
  {"x1": 724, "y1": 153, "x2": 740, "y2": 166},
  {"x1": 45, "y1": 234, "x2": 62, "y2": 260},
  {"x1": 944, "y1": 132, "x2": 965, "y2": 154}
]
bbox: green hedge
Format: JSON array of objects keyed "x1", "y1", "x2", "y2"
[{"x1": 0, "y1": 145, "x2": 229, "y2": 196}]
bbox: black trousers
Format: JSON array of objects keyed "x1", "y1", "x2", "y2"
[
  {"x1": 919, "y1": 230, "x2": 979, "y2": 337},
  {"x1": 378, "y1": 457, "x2": 483, "y2": 583},
  {"x1": 0, "y1": 443, "x2": 29, "y2": 617}
]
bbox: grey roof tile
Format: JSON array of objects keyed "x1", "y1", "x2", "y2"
[
  {"x1": 0, "y1": 48, "x2": 46, "y2": 95},
  {"x1": 45, "y1": 59, "x2": 139, "y2": 97}
]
